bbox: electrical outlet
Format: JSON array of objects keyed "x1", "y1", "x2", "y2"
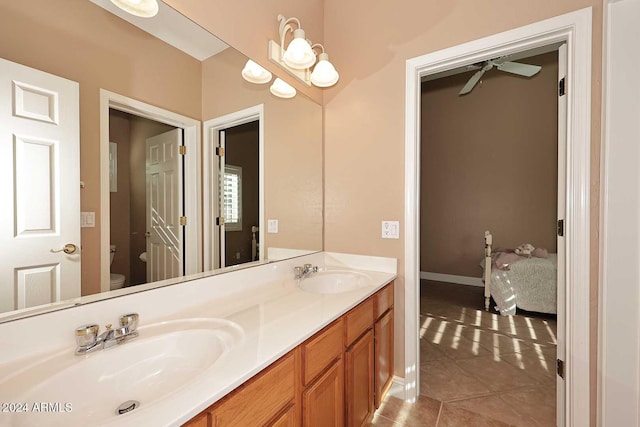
[
  {"x1": 268, "y1": 219, "x2": 279, "y2": 233},
  {"x1": 381, "y1": 220, "x2": 400, "y2": 239}
]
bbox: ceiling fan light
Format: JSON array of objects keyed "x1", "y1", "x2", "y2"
[
  {"x1": 241, "y1": 60, "x2": 273, "y2": 84},
  {"x1": 270, "y1": 78, "x2": 296, "y2": 98},
  {"x1": 109, "y1": 0, "x2": 159, "y2": 18},
  {"x1": 283, "y1": 29, "x2": 315, "y2": 69},
  {"x1": 310, "y1": 53, "x2": 339, "y2": 87}
]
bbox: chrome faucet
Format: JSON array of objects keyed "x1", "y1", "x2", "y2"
[
  {"x1": 74, "y1": 313, "x2": 139, "y2": 355},
  {"x1": 294, "y1": 263, "x2": 319, "y2": 279}
]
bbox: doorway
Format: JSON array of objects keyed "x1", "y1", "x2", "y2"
[
  {"x1": 99, "y1": 90, "x2": 202, "y2": 293},
  {"x1": 203, "y1": 105, "x2": 265, "y2": 271},
  {"x1": 417, "y1": 47, "x2": 561, "y2": 424},
  {"x1": 404, "y1": 9, "x2": 592, "y2": 427}
]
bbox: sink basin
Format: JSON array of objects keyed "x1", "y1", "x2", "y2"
[
  {"x1": 0, "y1": 318, "x2": 243, "y2": 427},
  {"x1": 293, "y1": 270, "x2": 372, "y2": 294}
]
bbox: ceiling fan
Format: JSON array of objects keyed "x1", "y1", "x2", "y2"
[{"x1": 458, "y1": 57, "x2": 542, "y2": 95}]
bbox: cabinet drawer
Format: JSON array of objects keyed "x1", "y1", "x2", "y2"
[
  {"x1": 375, "y1": 282, "x2": 394, "y2": 320},
  {"x1": 209, "y1": 351, "x2": 296, "y2": 427},
  {"x1": 302, "y1": 319, "x2": 344, "y2": 386},
  {"x1": 346, "y1": 298, "x2": 373, "y2": 346}
]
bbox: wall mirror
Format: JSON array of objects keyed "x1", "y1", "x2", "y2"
[{"x1": 0, "y1": 0, "x2": 323, "y2": 321}]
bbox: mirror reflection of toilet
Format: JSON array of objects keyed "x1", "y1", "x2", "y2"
[{"x1": 109, "y1": 245, "x2": 126, "y2": 290}]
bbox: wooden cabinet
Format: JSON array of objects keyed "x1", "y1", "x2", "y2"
[
  {"x1": 345, "y1": 329, "x2": 374, "y2": 427},
  {"x1": 302, "y1": 358, "x2": 344, "y2": 427},
  {"x1": 183, "y1": 281, "x2": 394, "y2": 427},
  {"x1": 374, "y1": 308, "x2": 394, "y2": 408},
  {"x1": 207, "y1": 351, "x2": 297, "y2": 427},
  {"x1": 302, "y1": 319, "x2": 343, "y2": 386},
  {"x1": 268, "y1": 404, "x2": 296, "y2": 427},
  {"x1": 184, "y1": 412, "x2": 208, "y2": 427}
]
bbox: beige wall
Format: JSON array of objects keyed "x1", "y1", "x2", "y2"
[
  {"x1": 322, "y1": 1, "x2": 601, "y2": 424},
  {"x1": 202, "y1": 48, "x2": 323, "y2": 252},
  {"x1": 165, "y1": 0, "x2": 325, "y2": 104},
  {"x1": 0, "y1": 0, "x2": 202, "y2": 295},
  {"x1": 421, "y1": 52, "x2": 559, "y2": 277}
]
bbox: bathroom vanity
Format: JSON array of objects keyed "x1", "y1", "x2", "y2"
[
  {"x1": 183, "y1": 281, "x2": 394, "y2": 427},
  {"x1": 0, "y1": 252, "x2": 396, "y2": 427}
]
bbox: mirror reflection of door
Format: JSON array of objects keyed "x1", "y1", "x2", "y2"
[
  {"x1": 216, "y1": 121, "x2": 259, "y2": 268},
  {"x1": 108, "y1": 109, "x2": 184, "y2": 289},
  {"x1": 0, "y1": 58, "x2": 80, "y2": 314}
]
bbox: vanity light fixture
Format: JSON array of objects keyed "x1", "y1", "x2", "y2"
[
  {"x1": 241, "y1": 60, "x2": 273, "y2": 84},
  {"x1": 277, "y1": 16, "x2": 316, "y2": 70},
  {"x1": 109, "y1": 0, "x2": 159, "y2": 18},
  {"x1": 270, "y1": 78, "x2": 297, "y2": 99},
  {"x1": 310, "y1": 45, "x2": 339, "y2": 88},
  {"x1": 268, "y1": 14, "x2": 340, "y2": 88}
]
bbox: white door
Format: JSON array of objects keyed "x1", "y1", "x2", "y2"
[
  {"x1": 556, "y1": 42, "x2": 567, "y2": 427},
  {"x1": 145, "y1": 129, "x2": 183, "y2": 282},
  {"x1": 0, "y1": 58, "x2": 80, "y2": 314}
]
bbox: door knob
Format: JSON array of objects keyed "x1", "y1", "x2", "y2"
[{"x1": 51, "y1": 243, "x2": 79, "y2": 254}]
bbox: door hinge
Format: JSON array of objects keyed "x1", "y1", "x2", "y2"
[
  {"x1": 179, "y1": 145, "x2": 186, "y2": 155},
  {"x1": 216, "y1": 217, "x2": 225, "y2": 226},
  {"x1": 557, "y1": 219, "x2": 565, "y2": 237},
  {"x1": 216, "y1": 147, "x2": 225, "y2": 157},
  {"x1": 557, "y1": 359, "x2": 565, "y2": 379},
  {"x1": 179, "y1": 216, "x2": 187, "y2": 226},
  {"x1": 559, "y1": 77, "x2": 566, "y2": 96}
]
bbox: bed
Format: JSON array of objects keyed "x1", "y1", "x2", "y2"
[{"x1": 483, "y1": 231, "x2": 557, "y2": 315}]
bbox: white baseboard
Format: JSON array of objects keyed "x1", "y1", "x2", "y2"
[
  {"x1": 388, "y1": 376, "x2": 406, "y2": 400},
  {"x1": 420, "y1": 272, "x2": 483, "y2": 287}
]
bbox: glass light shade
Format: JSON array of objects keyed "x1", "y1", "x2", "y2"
[
  {"x1": 241, "y1": 60, "x2": 272, "y2": 84},
  {"x1": 310, "y1": 53, "x2": 339, "y2": 87},
  {"x1": 282, "y1": 29, "x2": 315, "y2": 70},
  {"x1": 109, "y1": 0, "x2": 159, "y2": 17},
  {"x1": 270, "y1": 78, "x2": 296, "y2": 99}
]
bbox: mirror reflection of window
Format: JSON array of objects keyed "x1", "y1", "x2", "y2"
[{"x1": 223, "y1": 165, "x2": 242, "y2": 231}]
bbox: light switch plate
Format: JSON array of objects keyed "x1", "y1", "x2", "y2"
[
  {"x1": 381, "y1": 220, "x2": 400, "y2": 239},
  {"x1": 81, "y1": 212, "x2": 95, "y2": 228},
  {"x1": 267, "y1": 219, "x2": 279, "y2": 233}
]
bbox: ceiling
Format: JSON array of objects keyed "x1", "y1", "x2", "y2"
[{"x1": 89, "y1": 0, "x2": 229, "y2": 61}]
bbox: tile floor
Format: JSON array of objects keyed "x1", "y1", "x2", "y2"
[{"x1": 371, "y1": 280, "x2": 558, "y2": 427}]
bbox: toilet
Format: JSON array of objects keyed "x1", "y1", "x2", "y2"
[{"x1": 109, "y1": 245, "x2": 126, "y2": 290}]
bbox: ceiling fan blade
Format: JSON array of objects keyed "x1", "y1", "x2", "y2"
[
  {"x1": 496, "y1": 61, "x2": 542, "y2": 77},
  {"x1": 459, "y1": 69, "x2": 485, "y2": 95}
]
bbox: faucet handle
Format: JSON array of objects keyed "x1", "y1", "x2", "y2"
[
  {"x1": 75, "y1": 324, "x2": 99, "y2": 348},
  {"x1": 119, "y1": 313, "x2": 139, "y2": 332}
]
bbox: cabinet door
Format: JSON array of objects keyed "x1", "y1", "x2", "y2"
[
  {"x1": 268, "y1": 404, "x2": 296, "y2": 427},
  {"x1": 346, "y1": 329, "x2": 374, "y2": 427},
  {"x1": 375, "y1": 309, "x2": 394, "y2": 408},
  {"x1": 302, "y1": 358, "x2": 344, "y2": 427}
]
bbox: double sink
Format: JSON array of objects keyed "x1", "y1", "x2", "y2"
[{"x1": 0, "y1": 268, "x2": 374, "y2": 426}]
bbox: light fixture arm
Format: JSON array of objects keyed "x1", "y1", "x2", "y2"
[
  {"x1": 311, "y1": 43, "x2": 325, "y2": 55},
  {"x1": 277, "y1": 14, "x2": 303, "y2": 57}
]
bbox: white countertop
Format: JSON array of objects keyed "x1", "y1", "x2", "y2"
[{"x1": 0, "y1": 252, "x2": 396, "y2": 427}]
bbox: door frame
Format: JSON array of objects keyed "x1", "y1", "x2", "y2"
[
  {"x1": 404, "y1": 8, "x2": 591, "y2": 427},
  {"x1": 203, "y1": 105, "x2": 265, "y2": 271},
  {"x1": 99, "y1": 89, "x2": 202, "y2": 292}
]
